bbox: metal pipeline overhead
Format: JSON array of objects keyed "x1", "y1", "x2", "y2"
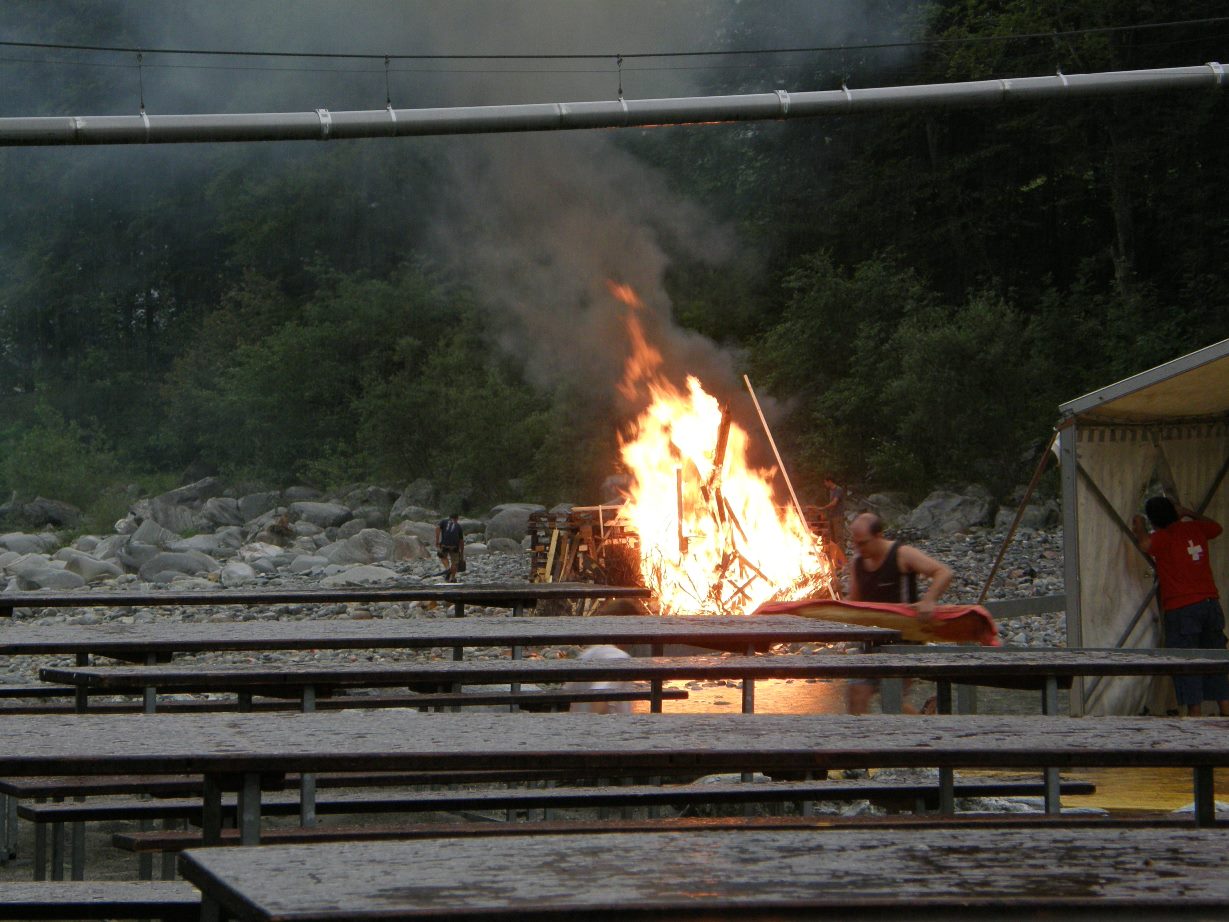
[{"x1": 0, "y1": 62, "x2": 1224, "y2": 147}]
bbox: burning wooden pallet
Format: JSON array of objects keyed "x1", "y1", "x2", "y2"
[{"x1": 527, "y1": 506, "x2": 642, "y2": 587}]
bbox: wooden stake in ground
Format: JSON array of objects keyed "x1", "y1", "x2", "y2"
[{"x1": 743, "y1": 375, "x2": 809, "y2": 532}]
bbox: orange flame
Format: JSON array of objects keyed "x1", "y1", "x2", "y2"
[{"x1": 608, "y1": 281, "x2": 836, "y2": 616}]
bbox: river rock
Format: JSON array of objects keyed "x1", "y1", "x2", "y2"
[
  {"x1": 289, "y1": 501, "x2": 351, "y2": 529},
  {"x1": 220, "y1": 560, "x2": 258, "y2": 587},
  {"x1": 283, "y1": 486, "x2": 322, "y2": 502},
  {"x1": 16, "y1": 567, "x2": 85, "y2": 591},
  {"x1": 238, "y1": 491, "x2": 280, "y2": 522},
  {"x1": 54, "y1": 547, "x2": 124, "y2": 583},
  {"x1": 137, "y1": 551, "x2": 222, "y2": 582},
  {"x1": 21, "y1": 497, "x2": 82, "y2": 527},
  {"x1": 393, "y1": 535, "x2": 430, "y2": 561},
  {"x1": 319, "y1": 529, "x2": 395, "y2": 566},
  {"x1": 319, "y1": 564, "x2": 398, "y2": 587},
  {"x1": 155, "y1": 476, "x2": 224, "y2": 507},
  {"x1": 202, "y1": 497, "x2": 245, "y2": 527},
  {"x1": 484, "y1": 504, "x2": 544, "y2": 542},
  {"x1": 132, "y1": 519, "x2": 183, "y2": 548},
  {"x1": 901, "y1": 487, "x2": 994, "y2": 535},
  {"x1": 393, "y1": 521, "x2": 437, "y2": 545},
  {"x1": 0, "y1": 532, "x2": 60, "y2": 555},
  {"x1": 288, "y1": 554, "x2": 330, "y2": 574},
  {"x1": 486, "y1": 537, "x2": 523, "y2": 555}
]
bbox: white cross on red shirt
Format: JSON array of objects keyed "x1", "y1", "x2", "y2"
[{"x1": 1187, "y1": 539, "x2": 1205, "y2": 563}]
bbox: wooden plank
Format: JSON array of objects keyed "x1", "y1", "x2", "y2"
[
  {"x1": 20, "y1": 779, "x2": 1099, "y2": 823},
  {"x1": 0, "y1": 711, "x2": 1227, "y2": 776},
  {"x1": 0, "y1": 615, "x2": 893, "y2": 657},
  {"x1": 39, "y1": 650, "x2": 1229, "y2": 696},
  {"x1": 179, "y1": 828, "x2": 1229, "y2": 919},
  {"x1": 0, "y1": 582, "x2": 651, "y2": 614},
  {"x1": 0, "y1": 882, "x2": 197, "y2": 921}
]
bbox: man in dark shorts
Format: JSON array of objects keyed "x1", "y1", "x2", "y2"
[
  {"x1": 434, "y1": 513, "x2": 466, "y2": 583},
  {"x1": 820, "y1": 475, "x2": 848, "y2": 567},
  {"x1": 1131, "y1": 496, "x2": 1228, "y2": 717},
  {"x1": 846, "y1": 512, "x2": 953, "y2": 714}
]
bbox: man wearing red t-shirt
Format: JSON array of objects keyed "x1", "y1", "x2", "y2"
[{"x1": 1131, "y1": 496, "x2": 1228, "y2": 717}]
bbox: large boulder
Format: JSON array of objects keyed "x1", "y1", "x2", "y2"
[
  {"x1": 393, "y1": 520, "x2": 437, "y2": 546},
  {"x1": 137, "y1": 551, "x2": 222, "y2": 582},
  {"x1": 319, "y1": 564, "x2": 398, "y2": 587},
  {"x1": 398, "y1": 479, "x2": 437, "y2": 509},
  {"x1": 129, "y1": 499, "x2": 207, "y2": 536},
  {"x1": 484, "y1": 504, "x2": 545, "y2": 542},
  {"x1": 54, "y1": 547, "x2": 124, "y2": 583},
  {"x1": 994, "y1": 499, "x2": 1060, "y2": 530},
  {"x1": 156, "y1": 476, "x2": 224, "y2": 507},
  {"x1": 863, "y1": 493, "x2": 912, "y2": 528},
  {"x1": 132, "y1": 519, "x2": 182, "y2": 548},
  {"x1": 238, "y1": 491, "x2": 281, "y2": 523},
  {"x1": 901, "y1": 487, "x2": 994, "y2": 535},
  {"x1": 202, "y1": 497, "x2": 245, "y2": 527},
  {"x1": 486, "y1": 537, "x2": 524, "y2": 555},
  {"x1": 340, "y1": 485, "x2": 400, "y2": 510},
  {"x1": 21, "y1": 497, "x2": 82, "y2": 528},
  {"x1": 392, "y1": 535, "x2": 430, "y2": 561},
  {"x1": 16, "y1": 567, "x2": 86, "y2": 591},
  {"x1": 283, "y1": 485, "x2": 322, "y2": 502},
  {"x1": 318, "y1": 529, "x2": 395, "y2": 566},
  {"x1": 220, "y1": 560, "x2": 258, "y2": 587},
  {"x1": 289, "y1": 501, "x2": 352, "y2": 529},
  {"x1": 0, "y1": 532, "x2": 60, "y2": 555},
  {"x1": 117, "y1": 540, "x2": 160, "y2": 571}
]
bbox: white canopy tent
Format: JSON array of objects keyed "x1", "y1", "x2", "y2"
[{"x1": 1059, "y1": 338, "x2": 1229, "y2": 716}]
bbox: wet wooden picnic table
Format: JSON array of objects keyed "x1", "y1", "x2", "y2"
[
  {"x1": 178, "y1": 826, "x2": 1229, "y2": 920},
  {"x1": 0, "y1": 710, "x2": 1227, "y2": 845},
  {"x1": 0, "y1": 614, "x2": 894, "y2": 661},
  {"x1": 39, "y1": 648, "x2": 1229, "y2": 716}
]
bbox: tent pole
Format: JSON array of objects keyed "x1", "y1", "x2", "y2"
[
  {"x1": 977, "y1": 429, "x2": 1058, "y2": 603},
  {"x1": 1059, "y1": 424, "x2": 1083, "y2": 713}
]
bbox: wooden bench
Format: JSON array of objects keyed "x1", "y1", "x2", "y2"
[
  {"x1": 41, "y1": 649, "x2": 1229, "y2": 716},
  {"x1": 0, "y1": 711, "x2": 1224, "y2": 848},
  {"x1": 122, "y1": 802, "x2": 1182, "y2": 861},
  {"x1": 0, "y1": 686, "x2": 690, "y2": 716},
  {"x1": 177, "y1": 827, "x2": 1229, "y2": 919},
  {"x1": 0, "y1": 882, "x2": 197, "y2": 920},
  {"x1": 18, "y1": 778, "x2": 1094, "y2": 880}
]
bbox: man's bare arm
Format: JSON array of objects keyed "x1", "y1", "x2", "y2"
[
  {"x1": 1130, "y1": 514, "x2": 1153, "y2": 554},
  {"x1": 898, "y1": 545, "x2": 952, "y2": 616}
]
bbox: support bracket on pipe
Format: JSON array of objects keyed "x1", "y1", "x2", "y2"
[
  {"x1": 386, "y1": 104, "x2": 398, "y2": 137},
  {"x1": 1057, "y1": 67, "x2": 1070, "y2": 89},
  {"x1": 316, "y1": 108, "x2": 332, "y2": 140},
  {"x1": 775, "y1": 90, "x2": 791, "y2": 116},
  {"x1": 841, "y1": 83, "x2": 853, "y2": 109},
  {"x1": 139, "y1": 109, "x2": 151, "y2": 143},
  {"x1": 1209, "y1": 62, "x2": 1226, "y2": 86}
]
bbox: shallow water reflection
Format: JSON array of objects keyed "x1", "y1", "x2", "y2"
[{"x1": 628, "y1": 678, "x2": 1227, "y2": 812}]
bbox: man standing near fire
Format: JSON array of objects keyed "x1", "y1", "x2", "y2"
[
  {"x1": 846, "y1": 512, "x2": 953, "y2": 714},
  {"x1": 1131, "y1": 496, "x2": 1229, "y2": 717}
]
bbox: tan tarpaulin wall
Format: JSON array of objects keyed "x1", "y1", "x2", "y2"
[{"x1": 1059, "y1": 339, "x2": 1229, "y2": 716}]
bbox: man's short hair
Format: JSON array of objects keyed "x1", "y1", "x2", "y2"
[{"x1": 1144, "y1": 496, "x2": 1179, "y2": 529}]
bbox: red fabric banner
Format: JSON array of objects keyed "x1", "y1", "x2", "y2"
[{"x1": 755, "y1": 598, "x2": 1001, "y2": 646}]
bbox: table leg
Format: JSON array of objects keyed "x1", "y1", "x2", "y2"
[
  {"x1": 5, "y1": 794, "x2": 15, "y2": 861},
  {"x1": 300, "y1": 686, "x2": 317, "y2": 827},
  {"x1": 936, "y1": 681, "x2": 953, "y2": 714},
  {"x1": 510, "y1": 645, "x2": 522, "y2": 713},
  {"x1": 1042, "y1": 676, "x2": 1061, "y2": 814},
  {"x1": 50, "y1": 816, "x2": 64, "y2": 881},
  {"x1": 161, "y1": 818, "x2": 177, "y2": 879},
  {"x1": 239, "y1": 773, "x2": 262, "y2": 846},
  {"x1": 33, "y1": 797, "x2": 46, "y2": 880},
  {"x1": 1194, "y1": 766, "x2": 1216, "y2": 827},
  {"x1": 938, "y1": 768, "x2": 955, "y2": 816},
  {"x1": 880, "y1": 678, "x2": 904, "y2": 714},
  {"x1": 202, "y1": 776, "x2": 222, "y2": 847},
  {"x1": 512, "y1": 602, "x2": 524, "y2": 617},
  {"x1": 651, "y1": 642, "x2": 664, "y2": 714},
  {"x1": 144, "y1": 652, "x2": 158, "y2": 714},
  {"x1": 70, "y1": 809, "x2": 85, "y2": 880},
  {"x1": 75, "y1": 652, "x2": 89, "y2": 713},
  {"x1": 741, "y1": 677, "x2": 755, "y2": 714}
]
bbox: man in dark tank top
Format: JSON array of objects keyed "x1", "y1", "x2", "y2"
[{"x1": 847, "y1": 513, "x2": 953, "y2": 714}]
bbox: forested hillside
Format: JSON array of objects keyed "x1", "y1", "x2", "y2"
[{"x1": 0, "y1": 1, "x2": 1226, "y2": 526}]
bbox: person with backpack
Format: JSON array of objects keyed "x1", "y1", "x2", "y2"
[{"x1": 434, "y1": 513, "x2": 466, "y2": 582}]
